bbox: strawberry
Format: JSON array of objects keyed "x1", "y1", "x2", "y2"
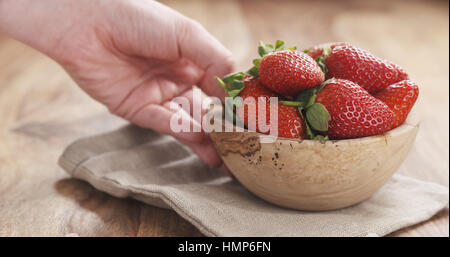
[
  {"x1": 274, "y1": 104, "x2": 306, "y2": 139},
  {"x1": 315, "y1": 79, "x2": 394, "y2": 139},
  {"x1": 238, "y1": 75, "x2": 278, "y2": 100},
  {"x1": 216, "y1": 73, "x2": 306, "y2": 139},
  {"x1": 304, "y1": 42, "x2": 347, "y2": 60},
  {"x1": 282, "y1": 78, "x2": 394, "y2": 139},
  {"x1": 216, "y1": 40, "x2": 417, "y2": 141},
  {"x1": 258, "y1": 50, "x2": 325, "y2": 96},
  {"x1": 237, "y1": 100, "x2": 306, "y2": 139},
  {"x1": 246, "y1": 40, "x2": 324, "y2": 96},
  {"x1": 322, "y1": 44, "x2": 409, "y2": 94},
  {"x1": 374, "y1": 80, "x2": 419, "y2": 129},
  {"x1": 305, "y1": 46, "x2": 324, "y2": 60}
]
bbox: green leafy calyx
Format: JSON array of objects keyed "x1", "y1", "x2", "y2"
[
  {"x1": 280, "y1": 82, "x2": 331, "y2": 140},
  {"x1": 247, "y1": 40, "x2": 297, "y2": 78},
  {"x1": 216, "y1": 72, "x2": 245, "y2": 98},
  {"x1": 306, "y1": 103, "x2": 331, "y2": 132}
]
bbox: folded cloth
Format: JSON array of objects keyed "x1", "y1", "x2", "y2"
[{"x1": 59, "y1": 125, "x2": 449, "y2": 237}]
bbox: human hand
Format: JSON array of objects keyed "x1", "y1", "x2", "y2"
[{"x1": 0, "y1": 0, "x2": 235, "y2": 167}]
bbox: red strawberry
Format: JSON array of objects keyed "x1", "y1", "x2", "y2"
[
  {"x1": 374, "y1": 80, "x2": 419, "y2": 129},
  {"x1": 239, "y1": 75, "x2": 278, "y2": 100},
  {"x1": 305, "y1": 47, "x2": 324, "y2": 60},
  {"x1": 324, "y1": 44, "x2": 409, "y2": 93},
  {"x1": 237, "y1": 100, "x2": 306, "y2": 139},
  {"x1": 314, "y1": 79, "x2": 394, "y2": 139},
  {"x1": 258, "y1": 50, "x2": 324, "y2": 96},
  {"x1": 394, "y1": 64, "x2": 409, "y2": 81},
  {"x1": 217, "y1": 73, "x2": 306, "y2": 139},
  {"x1": 237, "y1": 76, "x2": 306, "y2": 139},
  {"x1": 273, "y1": 104, "x2": 306, "y2": 139},
  {"x1": 305, "y1": 42, "x2": 347, "y2": 60}
]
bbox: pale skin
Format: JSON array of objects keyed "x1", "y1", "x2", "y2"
[{"x1": 0, "y1": 0, "x2": 235, "y2": 167}]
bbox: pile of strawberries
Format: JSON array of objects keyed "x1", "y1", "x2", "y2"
[{"x1": 217, "y1": 40, "x2": 419, "y2": 140}]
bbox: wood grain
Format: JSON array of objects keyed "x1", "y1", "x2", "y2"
[
  {"x1": 211, "y1": 113, "x2": 420, "y2": 211},
  {"x1": 0, "y1": 0, "x2": 448, "y2": 237}
]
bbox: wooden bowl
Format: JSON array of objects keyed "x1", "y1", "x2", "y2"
[{"x1": 210, "y1": 110, "x2": 419, "y2": 211}]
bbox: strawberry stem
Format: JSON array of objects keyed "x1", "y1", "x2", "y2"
[
  {"x1": 280, "y1": 100, "x2": 304, "y2": 107},
  {"x1": 216, "y1": 77, "x2": 228, "y2": 91}
]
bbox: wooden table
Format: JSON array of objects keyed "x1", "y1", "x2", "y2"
[{"x1": 0, "y1": 0, "x2": 448, "y2": 236}]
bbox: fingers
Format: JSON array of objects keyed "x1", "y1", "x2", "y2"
[
  {"x1": 130, "y1": 103, "x2": 205, "y2": 143},
  {"x1": 176, "y1": 18, "x2": 235, "y2": 98},
  {"x1": 127, "y1": 87, "x2": 223, "y2": 167},
  {"x1": 177, "y1": 87, "x2": 212, "y2": 124},
  {"x1": 178, "y1": 137, "x2": 222, "y2": 168},
  {"x1": 131, "y1": 103, "x2": 222, "y2": 168},
  {"x1": 220, "y1": 164, "x2": 234, "y2": 178}
]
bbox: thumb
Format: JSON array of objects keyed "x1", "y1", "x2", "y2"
[{"x1": 176, "y1": 19, "x2": 235, "y2": 98}]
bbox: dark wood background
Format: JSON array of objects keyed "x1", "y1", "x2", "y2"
[{"x1": 0, "y1": 0, "x2": 448, "y2": 236}]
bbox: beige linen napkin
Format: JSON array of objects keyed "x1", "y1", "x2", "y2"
[{"x1": 58, "y1": 125, "x2": 449, "y2": 237}]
